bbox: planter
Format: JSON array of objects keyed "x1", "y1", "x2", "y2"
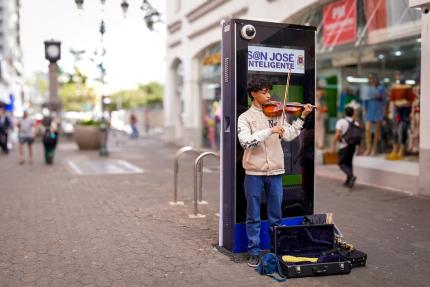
[{"x1": 74, "y1": 125, "x2": 102, "y2": 150}]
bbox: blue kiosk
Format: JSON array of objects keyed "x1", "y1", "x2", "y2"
[{"x1": 220, "y1": 19, "x2": 316, "y2": 253}]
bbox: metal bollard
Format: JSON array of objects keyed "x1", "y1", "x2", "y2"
[
  {"x1": 170, "y1": 146, "x2": 201, "y2": 206},
  {"x1": 198, "y1": 160, "x2": 207, "y2": 205},
  {"x1": 189, "y1": 151, "x2": 219, "y2": 218}
]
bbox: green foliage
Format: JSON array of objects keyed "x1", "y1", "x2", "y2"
[
  {"x1": 77, "y1": 119, "x2": 102, "y2": 127},
  {"x1": 108, "y1": 81, "x2": 164, "y2": 111},
  {"x1": 59, "y1": 82, "x2": 96, "y2": 112}
]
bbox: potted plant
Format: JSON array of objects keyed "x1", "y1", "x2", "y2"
[{"x1": 74, "y1": 119, "x2": 102, "y2": 150}]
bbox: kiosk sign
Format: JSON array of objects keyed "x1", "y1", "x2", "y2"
[{"x1": 248, "y1": 45, "x2": 305, "y2": 74}]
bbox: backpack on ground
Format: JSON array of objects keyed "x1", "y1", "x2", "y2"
[
  {"x1": 255, "y1": 253, "x2": 286, "y2": 282},
  {"x1": 342, "y1": 120, "x2": 362, "y2": 145}
]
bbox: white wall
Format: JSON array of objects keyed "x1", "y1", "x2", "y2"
[{"x1": 416, "y1": 3, "x2": 430, "y2": 196}]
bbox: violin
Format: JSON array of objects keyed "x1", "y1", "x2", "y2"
[{"x1": 262, "y1": 101, "x2": 318, "y2": 117}]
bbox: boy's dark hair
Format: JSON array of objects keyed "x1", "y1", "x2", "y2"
[
  {"x1": 247, "y1": 77, "x2": 272, "y2": 99},
  {"x1": 344, "y1": 106, "x2": 354, "y2": 117}
]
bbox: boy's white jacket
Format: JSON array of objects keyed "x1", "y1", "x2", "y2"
[{"x1": 237, "y1": 105, "x2": 304, "y2": 175}]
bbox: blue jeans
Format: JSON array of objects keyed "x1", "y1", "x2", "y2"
[
  {"x1": 244, "y1": 174, "x2": 283, "y2": 256},
  {"x1": 130, "y1": 126, "x2": 139, "y2": 139}
]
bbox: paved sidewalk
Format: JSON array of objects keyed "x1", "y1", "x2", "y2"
[{"x1": 0, "y1": 133, "x2": 429, "y2": 287}]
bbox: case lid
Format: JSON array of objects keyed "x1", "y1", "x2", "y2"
[{"x1": 274, "y1": 224, "x2": 335, "y2": 256}]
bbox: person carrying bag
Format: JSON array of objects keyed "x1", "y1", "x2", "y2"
[
  {"x1": 331, "y1": 106, "x2": 362, "y2": 188},
  {"x1": 42, "y1": 115, "x2": 58, "y2": 165}
]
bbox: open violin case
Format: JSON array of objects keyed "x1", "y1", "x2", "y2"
[
  {"x1": 270, "y1": 213, "x2": 368, "y2": 279},
  {"x1": 272, "y1": 224, "x2": 352, "y2": 278}
]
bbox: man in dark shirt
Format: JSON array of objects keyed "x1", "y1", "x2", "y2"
[{"x1": 0, "y1": 104, "x2": 12, "y2": 154}]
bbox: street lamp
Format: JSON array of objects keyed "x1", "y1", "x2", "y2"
[
  {"x1": 120, "y1": 1, "x2": 129, "y2": 18},
  {"x1": 44, "y1": 40, "x2": 62, "y2": 112},
  {"x1": 72, "y1": 0, "x2": 162, "y2": 156},
  {"x1": 99, "y1": 20, "x2": 106, "y2": 35},
  {"x1": 141, "y1": 0, "x2": 162, "y2": 31},
  {"x1": 75, "y1": 0, "x2": 84, "y2": 9}
]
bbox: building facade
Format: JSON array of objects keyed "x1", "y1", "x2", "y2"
[
  {"x1": 165, "y1": 0, "x2": 313, "y2": 148},
  {"x1": 0, "y1": 0, "x2": 23, "y2": 112},
  {"x1": 165, "y1": 0, "x2": 428, "y2": 195}
]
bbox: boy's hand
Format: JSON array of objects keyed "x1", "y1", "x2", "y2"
[
  {"x1": 301, "y1": 104, "x2": 313, "y2": 118},
  {"x1": 271, "y1": 126, "x2": 284, "y2": 136}
]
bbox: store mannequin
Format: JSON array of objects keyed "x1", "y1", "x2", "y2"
[
  {"x1": 408, "y1": 84, "x2": 420, "y2": 154},
  {"x1": 386, "y1": 72, "x2": 416, "y2": 160},
  {"x1": 362, "y1": 73, "x2": 386, "y2": 156},
  {"x1": 315, "y1": 86, "x2": 327, "y2": 149}
]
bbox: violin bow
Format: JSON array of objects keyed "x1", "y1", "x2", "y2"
[{"x1": 281, "y1": 69, "x2": 292, "y2": 126}]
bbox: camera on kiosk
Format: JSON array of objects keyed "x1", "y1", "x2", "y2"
[{"x1": 241, "y1": 24, "x2": 256, "y2": 40}]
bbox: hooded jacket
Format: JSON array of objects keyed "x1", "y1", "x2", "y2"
[{"x1": 237, "y1": 105, "x2": 304, "y2": 175}]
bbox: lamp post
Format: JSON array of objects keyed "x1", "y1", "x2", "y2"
[
  {"x1": 72, "y1": 0, "x2": 162, "y2": 157},
  {"x1": 120, "y1": 1, "x2": 129, "y2": 18},
  {"x1": 75, "y1": 0, "x2": 83, "y2": 9},
  {"x1": 74, "y1": 0, "x2": 162, "y2": 29},
  {"x1": 98, "y1": 19, "x2": 109, "y2": 157},
  {"x1": 44, "y1": 40, "x2": 61, "y2": 113}
]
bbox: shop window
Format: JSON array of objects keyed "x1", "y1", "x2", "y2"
[
  {"x1": 199, "y1": 43, "x2": 221, "y2": 150},
  {"x1": 290, "y1": 0, "x2": 421, "y2": 160}
]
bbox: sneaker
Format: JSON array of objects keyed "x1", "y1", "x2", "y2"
[
  {"x1": 347, "y1": 176, "x2": 357, "y2": 188},
  {"x1": 343, "y1": 176, "x2": 351, "y2": 186},
  {"x1": 248, "y1": 255, "x2": 260, "y2": 267}
]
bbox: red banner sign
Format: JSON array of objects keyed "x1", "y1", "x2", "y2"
[
  {"x1": 323, "y1": 0, "x2": 357, "y2": 46},
  {"x1": 364, "y1": 0, "x2": 387, "y2": 32}
]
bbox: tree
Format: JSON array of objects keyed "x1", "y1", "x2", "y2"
[
  {"x1": 139, "y1": 81, "x2": 163, "y2": 107},
  {"x1": 108, "y1": 81, "x2": 163, "y2": 111},
  {"x1": 58, "y1": 67, "x2": 96, "y2": 112},
  {"x1": 59, "y1": 82, "x2": 96, "y2": 112}
]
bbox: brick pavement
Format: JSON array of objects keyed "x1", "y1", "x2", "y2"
[{"x1": 0, "y1": 132, "x2": 429, "y2": 287}]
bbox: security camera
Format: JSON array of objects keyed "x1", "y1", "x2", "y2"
[{"x1": 241, "y1": 24, "x2": 256, "y2": 40}]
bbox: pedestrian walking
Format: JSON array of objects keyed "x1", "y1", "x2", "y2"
[
  {"x1": 144, "y1": 107, "x2": 150, "y2": 134},
  {"x1": 41, "y1": 113, "x2": 58, "y2": 164},
  {"x1": 0, "y1": 104, "x2": 12, "y2": 154},
  {"x1": 17, "y1": 110, "x2": 35, "y2": 164},
  {"x1": 130, "y1": 113, "x2": 139, "y2": 139},
  {"x1": 331, "y1": 106, "x2": 361, "y2": 188},
  {"x1": 237, "y1": 77, "x2": 313, "y2": 267}
]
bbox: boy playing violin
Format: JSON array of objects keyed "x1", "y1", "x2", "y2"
[{"x1": 237, "y1": 77, "x2": 313, "y2": 267}]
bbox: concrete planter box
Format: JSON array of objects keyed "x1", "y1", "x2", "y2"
[{"x1": 74, "y1": 125, "x2": 101, "y2": 150}]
